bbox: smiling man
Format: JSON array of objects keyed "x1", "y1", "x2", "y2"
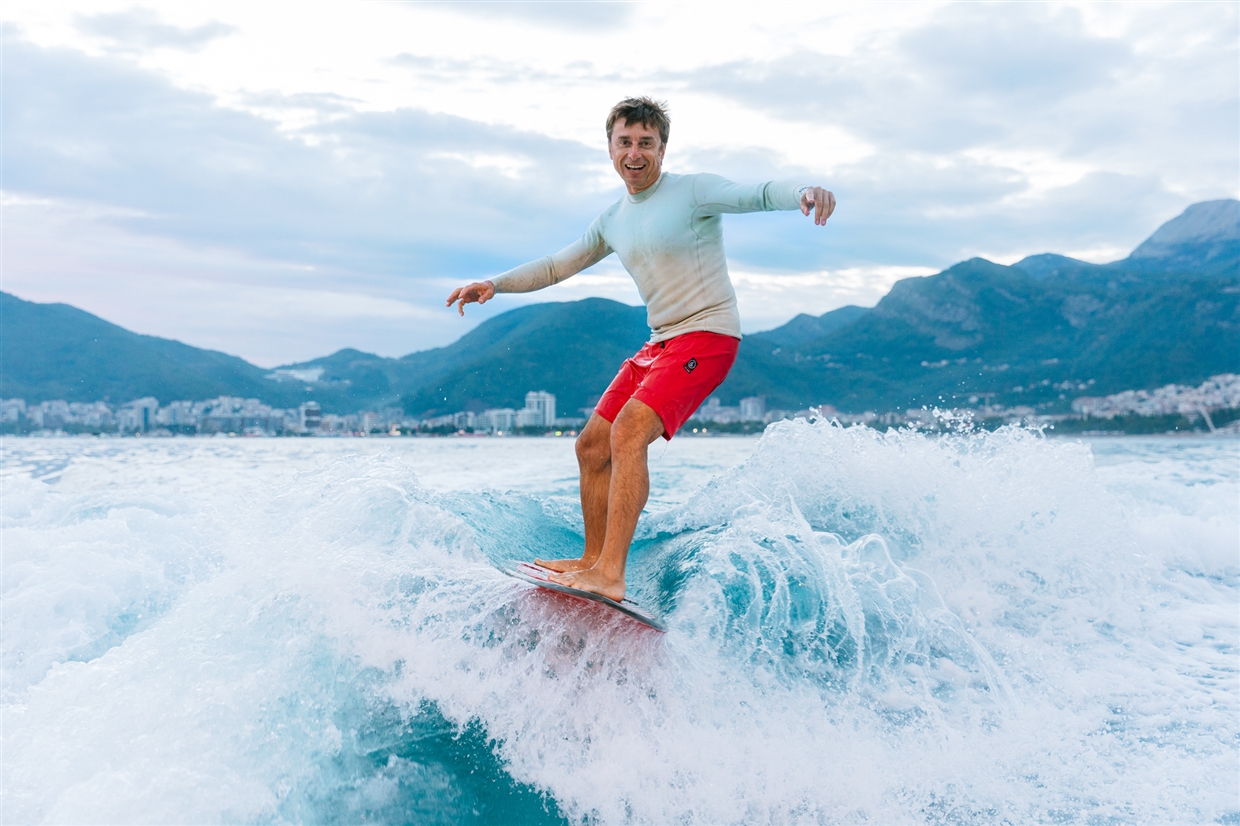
[{"x1": 446, "y1": 97, "x2": 836, "y2": 602}]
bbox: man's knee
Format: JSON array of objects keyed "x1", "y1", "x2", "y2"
[
  {"x1": 610, "y1": 401, "x2": 664, "y2": 453},
  {"x1": 576, "y1": 416, "x2": 611, "y2": 468}
]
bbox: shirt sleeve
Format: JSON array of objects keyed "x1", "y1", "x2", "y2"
[
  {"x1": 491, "y1": 216, "x2": 612, "y2": 294},
  {"x1": 691, "y1": 173, "x2": 805, "y2": 215}
]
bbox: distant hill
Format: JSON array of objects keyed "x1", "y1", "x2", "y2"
[
  {"x1": 1124, "y1": 199, "x2": 1240, "y2": 275},
  {"x1": 4, "y1": 199, "x2": 1236, "y2": 415},
  {"x1": 703, "y1": 199, "x2": 1238, "y2": 410},
  {"x1": 277, "y1": 299, "x2": 649, "y2": 417},
  {"x1": 750, "y1": 305, "x2": 868, "y2": 349},
  {"x1": 760, "y1": 256, "x2": 1236, "y2": 411},
  {"x1": 0, "y1": 292, "x2": 316, "y2": 407}
]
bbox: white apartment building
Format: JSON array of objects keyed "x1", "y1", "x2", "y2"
[
  {"x1": 515, "y1": 408, "x2": 543, "y2": 428},
  {"x1": 739, "y1": 396, "x2": 766, "y2": 421},
  {"x1": 118, "y1": 397, "x2": 160, "y2": 432},
  {"x1": 0, "y1": 399, "x2": 26, "y2": 422},
  {"x1": 318, "y1": 413, "x2": 362, "y2": 434},
  {"x1": 298, "y1": 402, "x2": 322, "y2": 433},
  {"x1": 523, "y1": 391, "x2": 556, "y2": 427},
  {"x1": 695, "y1": 397, "x2": 741, "y2": 424},
  {"x1": 28, "y1": 400, "x2": 70, "y2": 428},
  {"x1": 156, "y1": 400, "x2": 197, "y2": 428},
  {"x1": 481, "y1": 408, "x2": 517, "y2": 433},
  {"x1": 67, "y1": 401, "x2": 113, "y2": 428}
]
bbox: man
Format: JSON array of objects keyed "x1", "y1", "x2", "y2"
[{"x1": 446, "y1": 97, "x2": 835, "y2": 602}]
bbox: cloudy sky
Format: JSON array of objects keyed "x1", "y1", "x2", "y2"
[{"x1": 4, "y1": 1, "x2": 1237, "y2": 367}]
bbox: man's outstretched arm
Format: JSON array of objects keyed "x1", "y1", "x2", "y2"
[
  {"x1": 692, "y1": 175, "x2": 836, "y2": 226},
  {"x1": 444, "y1": 218, "x2": 611, "y2": 315}
]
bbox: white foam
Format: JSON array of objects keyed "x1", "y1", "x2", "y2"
[{"x1": 2, "y1": 431, "x2": 1236, "y2": 823}]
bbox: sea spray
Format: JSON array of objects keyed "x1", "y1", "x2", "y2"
[{"x1": 2, "y1": 428, "x2": 1236, "y2": 824}]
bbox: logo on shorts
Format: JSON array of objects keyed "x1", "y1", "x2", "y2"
[{"x1": 683, "y1": 358, "x2": 698, "y2": 374}]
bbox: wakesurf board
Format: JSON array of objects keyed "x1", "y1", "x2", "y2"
[{"x1": 504, "y1": 561, "x2": 666, "y2": 632}]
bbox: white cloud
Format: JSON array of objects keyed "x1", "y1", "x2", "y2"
[
  {"x1": 2, "y1": 0, "x2": 1235, "y2": 364},
  {"x1": 1, "y1": 192, "x2": 445, "y2": 367},
  {"x1": 732, "y1": 265, "x2": 938, "y2": 334}
]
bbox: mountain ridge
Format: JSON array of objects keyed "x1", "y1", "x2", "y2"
[{"x1": 4, "y1": 199, "x2": 1236, "y2": 414}]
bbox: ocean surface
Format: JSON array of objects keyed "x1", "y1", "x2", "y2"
[{"x1": 3, "y1": 425, "x2": 1237, "y2": 824}]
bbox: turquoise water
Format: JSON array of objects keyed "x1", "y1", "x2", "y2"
[{"x1": 3, "y1": 428, "x2": 1237, "y2": 823}]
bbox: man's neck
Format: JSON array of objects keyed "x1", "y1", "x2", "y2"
[{"x1": 627, "y1": 172, "x2": 665, "y2": 199}]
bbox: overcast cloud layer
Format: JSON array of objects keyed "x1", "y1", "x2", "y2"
[{"x1": 3, "y1": 1, "x2": 1236, "y2": 366}]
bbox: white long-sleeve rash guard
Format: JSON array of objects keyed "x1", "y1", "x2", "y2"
[{"x1": 490, "y1": 172, "x2": 805, "y2": 342}]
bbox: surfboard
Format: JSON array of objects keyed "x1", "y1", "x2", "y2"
[{"x1": 504, "y1": 561, "x2": 667, "y2": 632}]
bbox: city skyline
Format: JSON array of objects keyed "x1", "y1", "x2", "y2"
[{"x1": 7, "y1": 374, "x2": 1238, "y2": 437}]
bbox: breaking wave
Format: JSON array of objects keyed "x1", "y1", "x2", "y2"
[{"x1": 3, "y1": 424, "x2": 1236, "y2": 823}]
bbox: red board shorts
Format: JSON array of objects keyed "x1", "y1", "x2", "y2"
[{"x1": 595, "y1": 330, "x2": 740, "y2": 440}]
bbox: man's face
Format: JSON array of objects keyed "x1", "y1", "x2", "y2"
[{"x1": 609, "y1": 118, "x2": 664, "y2": 194}]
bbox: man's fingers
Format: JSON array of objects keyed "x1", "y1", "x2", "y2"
[
  {"x1": 809, "y1": 189, "x2": 836, "y2": 225},
  {"x1": 448, "y1": 282, "x2": 488, "y2": 314},
  {"x1": 456, "y1": 286, "x2": 471, "y2": 315}
]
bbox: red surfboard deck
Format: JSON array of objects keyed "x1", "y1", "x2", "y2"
[{"x1": 505, "y1": 561, "x2": 666, "y2": 632}]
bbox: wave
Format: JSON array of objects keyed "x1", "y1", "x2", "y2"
[{"x1": 3, "y1": 424, "x2": 1236, "y2": 824}]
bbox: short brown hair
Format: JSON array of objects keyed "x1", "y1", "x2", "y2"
[{"x1": 606, "y1": 96, "x2": 670, "y2": 146}]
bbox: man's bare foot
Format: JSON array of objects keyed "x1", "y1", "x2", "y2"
[
  {"x1": 534, "y1": 557, "x2": 592, "y2": 573},
  {"x1": 549, "y1": 568, "x2": 626, "y2": 603}
]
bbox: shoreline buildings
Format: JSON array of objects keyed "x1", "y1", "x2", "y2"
[{"x1": 3, "y1": 375, "x2": 1238, "y2": 437}]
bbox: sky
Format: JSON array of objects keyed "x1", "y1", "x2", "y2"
[{"x1": 3, "y1": 1, "x2": 1237, "y2": 367}]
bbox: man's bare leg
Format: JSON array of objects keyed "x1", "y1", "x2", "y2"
[
  {"x1": 535, "y1": 413, "x2": 613, "y2": 573},
  {"x1": 550, "y1": 399, "x2": 664, "y2": 601}
]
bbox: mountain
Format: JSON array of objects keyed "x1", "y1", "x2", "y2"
[
  {"x1": 1123, "y1": 199, "x2": 1240, "y2": 275},
  {"x1": 1014, "y1": 200, "x2": 1240, "y2": 283},
  {"x1": 755, "y1": 256, "x2": 1236, "y2": 411},
  {"x1": 749, "y1": 305, "x2": 868, "y2": 349},
  {"x1": 0, "y1": 292, "x2": 316, "y2": 407},
  {"x1": 395, "y1": 299, "x2": 649, "y2": 416},
  {"x1": 4, "y1": 199, "x2": 1236, "y2": 416},
  {"x1": 272, "y1": 300, "x2": 649, "y2": 417},
  {"x1": 1009, "y1": 253, "x2": 1105, "y2": 281},
  {"x1": 699, "y1": 199, "x2": 1238, "y2": 411}
]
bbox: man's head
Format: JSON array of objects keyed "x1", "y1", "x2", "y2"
[
  {"x1": 607, "y1": 97, "x2": 669, "y2": 195},
  {"x1": 606, "y1": 97, "x2": 670, "y2": 146}
]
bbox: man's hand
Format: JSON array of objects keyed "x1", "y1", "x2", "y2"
[
  {"x1": 446, "y1": 280, "x2": 495, "y2": 316},
  {"x1": 800, "y1": 186, "x2": 837, "y2": 226}
]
